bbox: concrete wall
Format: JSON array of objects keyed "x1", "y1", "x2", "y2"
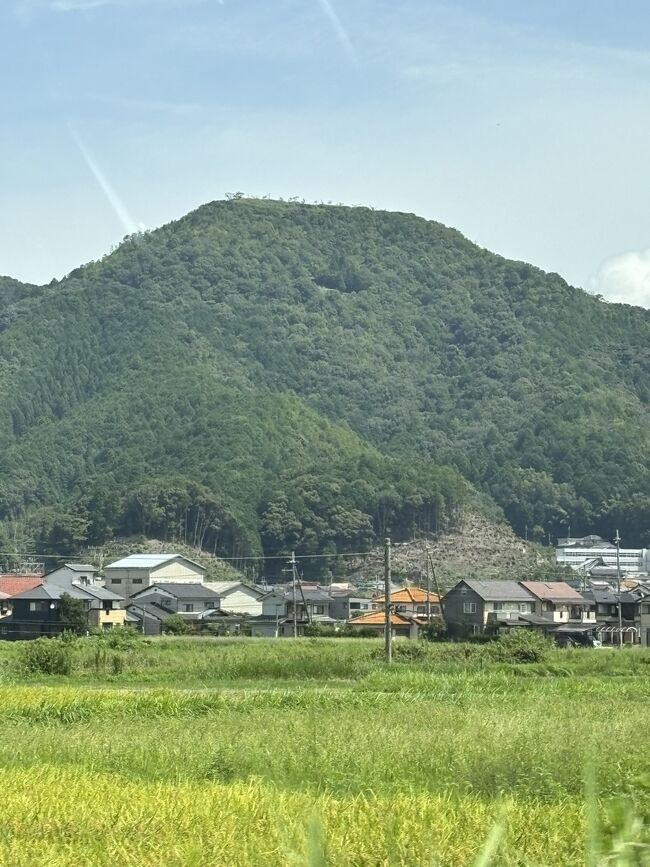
[{"x1": 105, "y1": 558, "x2": 204, "y2": 600}]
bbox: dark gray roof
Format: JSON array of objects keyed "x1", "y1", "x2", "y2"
[
  {"x1": 582, "y1": 589, "x2": 638, "y2": 605},
  {"x1": 283, "y1": 589, "x2": 331, "y2": 602},
  {"x1": 65, "y1": 563, "x2": 97, "y2": 572},
  {"x1": 553, "y1": 622, "x2": 599, "y2": 633},
  {"x1": 520, "y1": 613, "x2": 554, "y2": 626},
  {"x1": 12, "y1": 584, "x2": 91, "y2": 602},
  {"x1": 145, "y1": 582, "x2": 221, "y2": 599},
  {"x1": 460, "y1": 580, "x2": 536, "y2": 602},
  {"x1": 76, "y1": 584, "x2": 124, "y2": 602},
  {"x1": 126, "y1": 602, "x2": 166, "y2": 621}
]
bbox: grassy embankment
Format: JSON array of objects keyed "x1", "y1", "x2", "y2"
[{"x1": 1, "y1": 637, "x2": 650, "y2": 865}]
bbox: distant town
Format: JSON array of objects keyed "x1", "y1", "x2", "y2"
[{"x1": 0, "y1": 533, "x2": 647, "y2": 647}]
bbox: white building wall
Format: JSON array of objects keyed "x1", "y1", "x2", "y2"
[
  {"x1": 206, "y1": 586, "x2": 263, "y2": 615},
  {"x1": 556, "y1": 546, "x2": 648, "y2": 574}
]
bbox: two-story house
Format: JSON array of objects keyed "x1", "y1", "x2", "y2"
[
  {"x1": 129, "y1": 583, "x2": 222, "y2": 616},
  {"x1": 44, "y1": 563, "x2": 101, "y2": 590},
  {"x1": 582, "y1": 588, "x2": 640, "y2": 644},
  {"x1": 2, "y1": 584, "x2": 93, "y2": 640},
  {"x1": 328, "y1": 588, "x2": 373, "y2": 621},
  {"x1": 443, "y1": 580, "x2": 536, "y2": 635},
  {"x1": 519, "y1": 581, "x2": 595, "y2": 623},
  {"x1": 203, "y1": 581, "x2": 266, "y2": 615},
  {"x1": 104, "y1": 554, "x2": 206, "y2": 600},
  {"x1": 373, "y1": 587, "x2": 441, "y2": 620}
]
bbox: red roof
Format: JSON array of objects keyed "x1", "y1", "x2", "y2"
[
  {"x1": 0, "y1": 576, "x2": 44, "y2": 597},
  {"x1": 519, "y1": 581, "x2": 585, "y2": 602},
  {"x1": 348, "y1": 611, "x2": 423, "y2": 626},
  {"x1": 373, "y1": 587, "x2": 440, "y2": 605}
]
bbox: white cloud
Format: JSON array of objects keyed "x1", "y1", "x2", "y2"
[{"x1": 590, "y1": 249, "x2": 650, "y2": 308}]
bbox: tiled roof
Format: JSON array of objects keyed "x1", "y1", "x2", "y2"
[
  {"x1": 146, "y1": 582, "x2": 221, "y2": 599},
  {"x1": 11, "y1": 584, "x2": 91, "y2": 601},
  {"x1": 460, "y1": 580, "x2": 536, "y2": 602},
  {"x1": 204, "y1": 581, "x2": 263, "y2": 597},
  {"x1": 0, "y1": 576, "x2": 45, "y2": 597},
  {"x1": 348, "y1": 611, "x2": 422, "y2": 626},
  {"x1": 374, "y1": 587, "x2": 440, "y2": 604},
  {"x1": 519, "y1": 581, "x2": 586, "y2": 602}
]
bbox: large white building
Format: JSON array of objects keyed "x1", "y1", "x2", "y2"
[
  {"x1": 556, "y1": 535, "x2": 649, "y2": 575},
  {"x1": 104, "y1": 554, "x2": 205, "y2": 600}
]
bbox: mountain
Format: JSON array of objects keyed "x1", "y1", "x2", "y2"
[{"x1": 0, "y1": 198, "x2": 648, "y2": 574}]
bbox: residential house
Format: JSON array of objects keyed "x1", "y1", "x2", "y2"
[
  {"x1": 204, "y1": 581, "x2": 266, "y2": 615},
  {"x1": 129, "y1": 583, "x2": 222, "y2": 616},
  {"x1": 125, "y1": 602, "x2": 166, "y2": 636},
  {"x1": 443, "y1": 580, "x2": 536, "y2": 635},
  {"x1": 373, "y1": 587, "x2": 441, "y2": 620},
  {"x1": 0, "y1": 576, "x2": 43, "y2": 618},
  {"x1": 2, "y1": 584, "x2": 93, "y2": 640},
  {"x1": 285, "y1": 587, "x2": 334, "y2": 623},
  {"x1": 347, "y1": 610, "x2": 422, "y2": 640},
  {"x1": 44, "y1": 563, "x2": 100, "y2": 590},
  {"x1": 519, "y1": 582, "x2": 595, "y2": 624},
  {"x1": 582, "y1": 588, "x2": 640, "y2": 645},
  {"x1": 78, "y1": 585, "x2": 126, "y2": 630},
  {"x1": 328, "y1": 588, "x2": 373, "y2": 621},
  {"x1": 104, "y1": 554, "x2": 205, "y2": 599}
]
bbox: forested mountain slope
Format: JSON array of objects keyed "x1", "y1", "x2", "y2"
[{"x1": 0, "y1": 198, "x2": 648, "y2": 570}]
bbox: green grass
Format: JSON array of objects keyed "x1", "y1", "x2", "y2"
[{"x1": 1, "y1": 637, "x2": 650, "y2": 864}]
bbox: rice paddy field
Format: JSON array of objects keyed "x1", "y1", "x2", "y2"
[{"x1": 2, "y1": 635, "x2": 650, "y2": 865}]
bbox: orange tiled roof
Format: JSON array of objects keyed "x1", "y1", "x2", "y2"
[
  {"x1": 0, "y1": 576, "x2": 43, "y2": 597},
  {"x1": 373, "y1": 587, "x2": 440, "y2": 605},
  {"x1": 348, "y1": 611, "x2": 422, "y2": 626}
]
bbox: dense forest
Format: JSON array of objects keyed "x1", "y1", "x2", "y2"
[{"x1": 0, "y1": 198, "x2": 648, "y2": 572}]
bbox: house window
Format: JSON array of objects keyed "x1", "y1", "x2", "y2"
[
  {"x1": 350, "y1": 602, "x2": 361, "y2": 609},
  {"x1": 493, "y1": 602, "x2": 503, "y2": 611},
  {"x1": 417, "y1": 606, "x2": 426, "y2": 615},
  {"x1": 29, "y1": 602, "x2": 37, "y2": 612},
  {"x1": 463, "y1": 602, "x2": 477, "y2": 614},
  {"x1": 314, "y1": 605, "x2": 325, "y2": 615},
  {"x1": 472, "y1": 624, "x2": 480, "y2": 635},
  {"x1": 111, "y1": 579, "x2": 122, "y2": 585},
  {"x1": 184, "y1": 604, "x2": 194, "y2": 612},
  {"x1": 205, "y1": 601, "x2": 214, "y2": 608},
  {"x1": 460, "y1": 587, "x2": 467, "y2": 596},
  {"x1": 132, "y1": 579, "x2": 143, "y2": 585},
  {"x1": 519, "y1": 603, "x2": 531, "y2": 613}
]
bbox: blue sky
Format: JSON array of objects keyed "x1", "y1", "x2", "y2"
[{"x1": 2, "y1": 0, "x2": 650, "y2": 307}]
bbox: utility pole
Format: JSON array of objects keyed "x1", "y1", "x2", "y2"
[
  {"x1": 614, "y1": 530, "x2": 623, "y2": 649},
  {"x1": 425, "y1": 547, "x2": 431, "y2": 623},
  {"x1": 291, "y1": 551, "x2": 298, "y2": 639},
  {"x1": 429, "y1": 552, "x2": 445, "y2": 626},
  {"x1": 384, "y1": 536, "x2": 392, "y2": 664}
]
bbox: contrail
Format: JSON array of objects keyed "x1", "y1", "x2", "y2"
[
  {"x1": 69, "y1": 127, "x2": 140, "y2": 235},
  {"x1": 316, "y1": 0, "x2": 358, "y2": 64}
]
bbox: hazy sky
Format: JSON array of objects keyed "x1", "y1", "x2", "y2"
[{"x1": 2, "y1": 0, "x2": 650, "y2": 307}]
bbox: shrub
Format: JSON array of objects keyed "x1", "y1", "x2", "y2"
[
  {"x1": 422, "y1": 620, "x2": 447, "y2": 642},
  {"x1": 162, "y1": 614, "x2": 189, "y2": 635},
  {"x1": 18, "y1": 637, "x2": 73, "y2": 676},
  {"x1": 304, "y1": 624, "x2": 338, "y2": 638},
  {"x1": 489, "y1": 629, "x2": 552, "y2": 664},
  {"x1": 103, "y1": 626, "x2": 142, "y2": 649}
]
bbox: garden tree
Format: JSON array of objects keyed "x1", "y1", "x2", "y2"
[
  {"x1": 162, "y1": 614, "x2": 189, "y2": 635},
  {"x1": 59, "y1": 593, "x2": 89, "y2": 636},
  {"x1": 0, "y1": 197, "x2": 647, "y2": 574}
]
